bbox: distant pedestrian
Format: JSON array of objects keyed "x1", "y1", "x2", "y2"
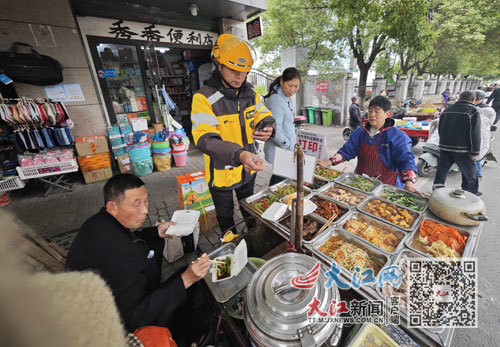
[
  {"x1": 433, "y1": 90, "x2": 482, "y2": 196},
  {"x1": 442, "y1": 88, "x2": 450, "y2": 107},
  {"x1": 348, "y1": 96, "x2": 362, "y2": 131},
  {"x1": 486, "y1": 85, "x2": 500, "y2": 124},
  {"x1": 473, "y1": 90, "x2": 496, "y2": 178},
  {"x1": 380, "y1": 90, "x2": 387, "y2": 97}
]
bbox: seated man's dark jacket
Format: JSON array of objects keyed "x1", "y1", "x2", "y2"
[
  {"x1": 438, "y1": 100, "x2": 481, "y2": 156},
  {"x1": 66, "y1": 208, "x2": 187, "y2": 332}
]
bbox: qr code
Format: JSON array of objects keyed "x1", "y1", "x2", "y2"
[{"x1": 407, "y1": 258, "x2": 477, "y2": 328}]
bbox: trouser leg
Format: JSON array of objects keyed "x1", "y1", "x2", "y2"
[
  {"x1": 433, "y1": 150, "x2": 454, "y2": 188},
  {"x1": 235, "y1": 174, "x2": 257, "y2": 230},
  {"x1": 493, "y1": 106, "x2": 500, "y2": 124},
  {"x1": 476, "y1": 160, "x2": 482, "y2": 177},
  {"x1": 454, "y1": 152, "x2": 479, "y2": 194},
  {"x1": 209, "y1": 186, "x2": 235, "y2": 233}
]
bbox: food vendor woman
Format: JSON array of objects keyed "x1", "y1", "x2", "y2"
[{"x1": 319, "y1": 96, "x2": 421, "y2": 194}]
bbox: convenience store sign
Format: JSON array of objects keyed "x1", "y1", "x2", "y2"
[{"x1": 77, "y1": 16, "x2": 218, "y2": 46}]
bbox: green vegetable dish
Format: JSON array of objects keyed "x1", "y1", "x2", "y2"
[
  {"x1": 315, "y1": 167, "x2": 343, "y2": 180},
  {"x1": 216, "y1": 256, "x2": 232, "y2": 280},
  {"x1": 253, "y1": 194, "x2": 280, "y2": 213},
  {"x1": 276, "y1": 185, "x2": 297, "y2": 196},
  {"x1": 383, "y1": 189, "x2": 423, "y2": 211},
  {"x1": 346, "y1": 176, "x2": 376, "y2": 192}
]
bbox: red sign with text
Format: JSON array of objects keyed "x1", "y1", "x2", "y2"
[{"x1": 315, "y1": 80, "x2": 328, "y2": 92}]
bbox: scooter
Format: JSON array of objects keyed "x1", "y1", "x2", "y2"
[{"x1": 417, "y1": 123, "x2": 497, "y2": 177}]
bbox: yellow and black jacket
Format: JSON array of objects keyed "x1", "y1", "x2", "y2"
[{"x1": 191, "y1": 72, "x2": 274, "y2": 189}]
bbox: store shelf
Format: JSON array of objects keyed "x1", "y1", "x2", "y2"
[
  {"x1": 168, "y1": 92, "x2": 189, "y2": 95},
  {"x1": 161, "y1": 74, "x2": 185, "y2": 78}
]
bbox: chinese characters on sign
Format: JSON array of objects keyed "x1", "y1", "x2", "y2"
[
  {"x1": 315, "y1": 80, "x2": 328, "y2": 92},
  {"x1": 297, "y1": 130, "x2": 328, "y2": 161},
  {"x1": 246, "y1": 17, "x2": 262, "y2": 40},
  {"x1": 78, "y1": 16, "x2": 218, "y2": 46}
]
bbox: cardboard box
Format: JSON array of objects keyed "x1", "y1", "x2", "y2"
[
  {"x1": 187, "y1": 202, "x2": 218, "y2": 234},
  {"x1": 77, "y1": 152, "x2": 112, "y2": 172},
  {"x1": 176, "y1": 171, "x2": 212, "y2": 209},
  {"x1": 152, "y1": 123, "x2": 164, "y2": 133},
  {"x1": 75, "y1": 136, "x2": 109, "y2": 156},
  {"x1": 82, "y1": 167, "x2": 113, "y2": 184},
  {"x1": 116, "y1": 153, "x2": 134, "y2": 174}
]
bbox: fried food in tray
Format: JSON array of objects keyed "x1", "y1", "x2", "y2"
[
  {"x1": 344, "y1": 218, "x2": 403, "y2": 253},
  {"x1": 362, "y1": 199, "x2": 416, "y2": 229},
  {"x1": 318, "y1": 235, "x2": 381, "y2": 275},
  {"x1": 310, "y1": 195, "x2": 347, "y2": 220},
  {"x1": 416, "y1": 219, "x2": 467, "y2": 259},
  {"x1": 322, "y1": 185, "x2": 366, "y2": 206}
]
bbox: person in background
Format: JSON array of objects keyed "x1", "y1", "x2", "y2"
[
  {"x1": 380, "y1": 90, "x2": 388, "y2": 97},
  {"x1": 263, "y1": 67, "x2": 301, "y2": 186},
  {"x1": 348, "y1": 96, "x2": 362, "y2": 131},
  {"x1": 318, "y1": 96, "x2": 420, "y2": 194},
  {"x1": 442, "y1": 88, "x2": 451, "y2": 107},
  {"x1": 486, "y1": 83, "x2": 500, "y2": 124},
  {"x1": 191, "y1": 33, "x2": 275, "y2": 233},
  {"x1": 392, "y1": 101, "x2": 406, "y2": 119},
  {"x1": 433, "y1": 90, "x2": 481, "y2": 196},
  {"x1": 66, "y1": 174, "x2": 211, "y2": 346},
  {"x1": 473, "y1": 89, "x2": 496, "y2": 178}
]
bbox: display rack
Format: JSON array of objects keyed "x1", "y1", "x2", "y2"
[{"x1": 0, "y1": 177, "x2": 26, "y2": 192}]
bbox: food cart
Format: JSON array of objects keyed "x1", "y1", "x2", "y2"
[{"x1": 203, "y1": 165, "x2": 484, "y2": 346}]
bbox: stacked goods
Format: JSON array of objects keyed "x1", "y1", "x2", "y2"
[
  {"x1": 75, "y1": 136, "x2": 112, "y2": 184},
  {"x1": 127, "y1": 137, "x2": 153, "y2": 177},
  {"x1": 170, "y1": 129, "x2": 189, "y2": 166},
  {"x1": 151, "y1": 130, "x2": 171, "y2": 171},
  {"x1": 106, "y1": 125, "x2": 126, "y2": 157}
]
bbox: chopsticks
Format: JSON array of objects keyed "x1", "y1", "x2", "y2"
[
  {"x1": 314, "y1": 212, "x2": 337, "y2": 237},
  {"x1": 209, "y1": 260, "x2": 226, "y2": 265}
]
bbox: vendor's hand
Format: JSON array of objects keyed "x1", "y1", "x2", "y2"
[
  {"x1": 404, "y1": 181, "x2": 428, "y2": 198},
  {"x1": 240, "y1": 150, "x2": 264, "y2": 171},
  {"x1": 317, "y1": 159, "x2": 333, "y2": 167},
  {"x1": 181, "y1": 253, "x2": 210, "y2": 289},
  {"x1": 252, "y1": 126, "x2": 273, "y2": 141},
  {"x1": 157, "y1": 221, "x2": 177, "y2": 238}
]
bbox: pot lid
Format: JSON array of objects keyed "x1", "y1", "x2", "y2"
[
  {"x1": 245, "y1": 253, "x2": 340, "y2": 346},
  {"x1": 430, "y1": 188, "x2": 485, "y2": 212}
]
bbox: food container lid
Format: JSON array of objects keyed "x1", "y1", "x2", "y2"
[
  {"x1": 430, "y1": 188, "x2": 485, "y2": 212},
  {"x1": 166, "y1": 210, "x2": 200, "y2": 236},
  {"x1": 261, "y1": 202, "x2": 288, "y2": 222},
  {"x1": 245, "y1": 253, "x2": 340, "y2": 346},
  {"x1": 346, "y1": 323, "x2": 398, "y2": 347}
]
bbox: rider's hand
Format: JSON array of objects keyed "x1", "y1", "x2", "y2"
[{"x1": 252, "y1": 126, "x2": 273, "y2": 141}]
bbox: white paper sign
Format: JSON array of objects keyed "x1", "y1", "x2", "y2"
[
  {"x1": 296, "y1": 130, "x2": 328, "y2": 161},
  {"x1": 272, "y1": 147, "x2": 316, "y2": 184},
  {"x1": 44, "y1": 83, "x2": 85, "y2": 102}
]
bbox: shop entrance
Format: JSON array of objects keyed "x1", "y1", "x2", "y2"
[{"x1": 87, "y1": 36, "x2": 211, "y2": 139}]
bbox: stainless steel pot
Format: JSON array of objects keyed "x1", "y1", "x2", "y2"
[
  {"x1": 428, "y1": 188, "x2": 487, "y2": 226},
  {"x1": 244, "y1": 253, "x2": 342, "y2": 347}
]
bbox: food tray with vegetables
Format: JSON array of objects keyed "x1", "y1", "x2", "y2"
[
  {"x1": 300, "y1": 176, "x2": 329, "y2": 191},
  {"x1": 373, "y1": 184, "x2": 428, "y2": 212},
  {"x1": 339, "y1": 211, "x2": 407, "y2": 255},
  {"x1": 310, "y1": 227, "x2": 389, "y2": 278},
  {"x1": 357, "y1": 197, "x2": 421, "y2": 232},
  {"x1": 314, "y1": 166, "x2": 344, "y2": 180},
  {"x1": 405, "y1": 218, "x2": 473, "y2": 260},
  {"x1": 277, "y1": 212, "x2": 327, "y2": 243},
  {"x1": 318, "y1": 182, "x2": 369, "y2": 206},
  {"x1": 334, "y1": 172, "x2": 382, "y2": 193},
  {"x1": 269, "y1": 179, "x2": 311, "y2": 198},
  {"x1": 204, "y1": 242, "x2": 257, "y2": 303},
  {"x1": 309, "y1": 193, "x2": 350, "y2": 223},
  {"x1": 245, "y1": 190, "x2": 281, "y2": 214}
]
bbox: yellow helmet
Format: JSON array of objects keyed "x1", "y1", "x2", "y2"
[{"x1": 212, "y1": 33, "x2": 253, "y2": 72}]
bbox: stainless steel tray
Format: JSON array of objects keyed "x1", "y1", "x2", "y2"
[
  {"x1": 269, "y1": 178, "x2": 311, "y2": 198},
  {"x1": 405, "y1": 217, "x2": 474, "y2": 260},
  {"x1": 308, "y1": 193, "x2": 351, "y2": 224},
  {"x1": 375, "y1": 248, "x2": 446, "y2": 334},
  {"x1": 276, "y1": 212, "x2": 328, "y2": 244},
  {"x1": 373, "y1": 184, "x2": 428, "y2": 213},
  {"x1": 299, "y1": 176, "x2": 329, "y2": 191},
  {"x1": 357, "y1": 196, "x2": 422, "y2": 232},
  {"x1": 244, "y1": 190, "x2": 280, "y2": 214},
  {"x1": 334, "y1": 172, "x2": 382, "y2": 193},
  {"x1": 339, "y1": 211, "x2": 408, "y2": 256},
  {"x1": 318, "y1": 182, "x2": 369, "y2": 207},
  {"x1": 204, "y1": 243, "x2": 258, "y2": 303},
  {"x1": 313, "y1": 166, "x2": 344, "y2": 181},
  {"x1": 309, "y1": 227, "x2": 390, "y2": 280}
]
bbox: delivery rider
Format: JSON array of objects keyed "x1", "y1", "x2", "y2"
[{"x1": 191, "y1": 34, "x2": 275, "y2": 232}]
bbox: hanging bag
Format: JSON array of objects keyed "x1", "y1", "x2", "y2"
[{"x1": 0, "y1": 42, "x2": 63, "y2": 85}]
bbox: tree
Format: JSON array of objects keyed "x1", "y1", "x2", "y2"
[
  {"x1": 308, "y1": 0, "x2": 432, "y2": 101},
  {"x1": 252, "y1": 0, "x2": 343, "y2": 75}
]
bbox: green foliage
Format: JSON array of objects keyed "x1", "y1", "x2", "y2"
[{"x1": 253, "y1": 0, "x2": 343, "y2": 74}]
